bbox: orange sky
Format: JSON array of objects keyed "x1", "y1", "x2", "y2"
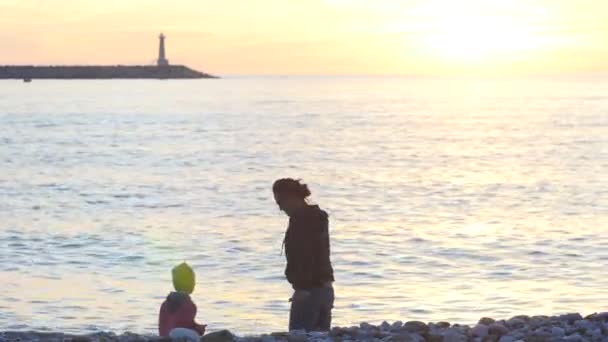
[{"x1": 1, "y1": 0, "x2": 607, "y2": 75}]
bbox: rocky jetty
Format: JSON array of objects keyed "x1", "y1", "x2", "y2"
[
  {"x1": 1, "y1": 312, "x2": 607, "y2": 342},
  {"x1": 0, "y1": 65, "x2": 217, "y2": 79}
]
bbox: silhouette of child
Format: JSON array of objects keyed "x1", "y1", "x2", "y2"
[{"x1": 158, "y1": 262, "x2": 207, "y2": 339}]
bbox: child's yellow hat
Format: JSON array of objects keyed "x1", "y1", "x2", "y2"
[{"x1": 172, "y1": 262, "x2": 196, "y2": 294}]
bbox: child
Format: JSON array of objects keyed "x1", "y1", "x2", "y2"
[{"x1": 158, "y1": 262, "x2": 207, "y2": 338}]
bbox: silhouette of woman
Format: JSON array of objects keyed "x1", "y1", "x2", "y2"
[{"x1": 273, "y1": 178, "x2": 335, "y2": 332}]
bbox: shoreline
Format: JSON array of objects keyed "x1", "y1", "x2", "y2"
[{"x1": 1, "y1": 312, "x2": 607, "y2": 341}]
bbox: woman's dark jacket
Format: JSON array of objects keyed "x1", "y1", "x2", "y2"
[{"x1": 284, "y1": 205, "x2": 335, "y2": 290}]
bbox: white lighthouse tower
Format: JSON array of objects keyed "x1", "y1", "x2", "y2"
[{"x1": 157, "y1": 33, "x2": 169, "y2": 66}]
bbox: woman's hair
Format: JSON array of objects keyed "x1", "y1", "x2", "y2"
[{"x1": 273, "y1": 178, "x2": 311, "y2": 199}]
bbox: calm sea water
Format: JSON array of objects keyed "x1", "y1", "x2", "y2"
[{"x1": 0, "y1": 76, "x2": 607, "y2": 335}]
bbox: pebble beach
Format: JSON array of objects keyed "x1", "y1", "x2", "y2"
[{"x1": 2, "y1": 312, "x2": 608, "y2": 342}]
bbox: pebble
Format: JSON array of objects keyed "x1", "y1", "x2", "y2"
[
  {"x1": 510, "y1": 315, "x2": 530, "y2": 322},
  {"x1": 436, "y1": 321, "x2": 451, "y2": 328},
  {"x1": 596, "y1": 312, "x2": 608, "y2": 321},
  {"x1": 563, "y1": 332, "x2": 583, "y2": 341},
  {"x1": 506, "y1": 318, "x2": 526, "y2": 329},
  {"x1": 470, "y1": 324, "x2": 489, "y2": 338},
  {"x1": 442, "y1": 328, "x2": 467, "y2": 342},
  {"x1": 478, "y1": 317, "x2": 496, "y2": 326},
  {"x1": 488, "y1": 323, "x2": 509, "y2": 336},
  {"x1": 590, "y1": 328, "x2": 602, "y2": 340},
  {"x1": 360, "y1": 322, "x2": 373, "y2": 330},
  {"x1": 201, "y1": 330, "x2": 234, "y2": 342},
  {"x1": 551, "y1": 326, "x2": 566, "y2": 338},
  {"x1": 574, "y1": 319, "x2": 593, "y2": 331},
  {"x1": 426, "y1": 328, "x2": 444, "y2": 342},
  {"x1": 403, "y1": 321, "x2": 428, "y2": 333},
  {"x1": 391, "y1": 332, "x2": 424, "y2": 342},
  {"x1": 559, "y1": 313, "x2": 584, "y2": 323},
  {"x1": 286, "y1": 334, "x2": 307, "y2": 342},
  {"x1": 390, "y1": 320, "x2": 403, "y2": 330},
  {"x1": 380, "y1": 321, "x2": 391, "y2": 331}
]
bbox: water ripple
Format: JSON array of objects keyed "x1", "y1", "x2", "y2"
[{"x1": 0, "y1": 77, "x2": 607, "y2": 335}]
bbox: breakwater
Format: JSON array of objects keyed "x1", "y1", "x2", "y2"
[{"x1": 0, "y1": 65, "x2": 217, "y2": 79}]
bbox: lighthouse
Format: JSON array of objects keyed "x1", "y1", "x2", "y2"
[{"x1": 157, "y1": 33, "x2": 169, "y2": 66}]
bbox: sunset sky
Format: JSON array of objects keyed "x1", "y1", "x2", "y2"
[{"x1": 1, "y1": 0, "x2": 607, "y2": 75}]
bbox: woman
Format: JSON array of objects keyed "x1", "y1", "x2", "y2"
[{"x1": 273, "y1": 178, "x2": 335, "y2": 332}]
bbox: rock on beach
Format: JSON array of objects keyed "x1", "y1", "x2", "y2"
[{"x1": 1, "y1": 312, "x2": 608, "y2": 342}]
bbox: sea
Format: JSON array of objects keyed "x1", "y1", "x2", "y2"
[{"x1": 0, "y1": 76, "x2": 607, "y2": 335}]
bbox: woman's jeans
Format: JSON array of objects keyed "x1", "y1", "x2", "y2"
[
  {"x1": 289, "y1": 285, "x2": 335, "y2": 332},
  {"x1": 169, "y1": 328, "x2": 200, "y2": 342}
]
